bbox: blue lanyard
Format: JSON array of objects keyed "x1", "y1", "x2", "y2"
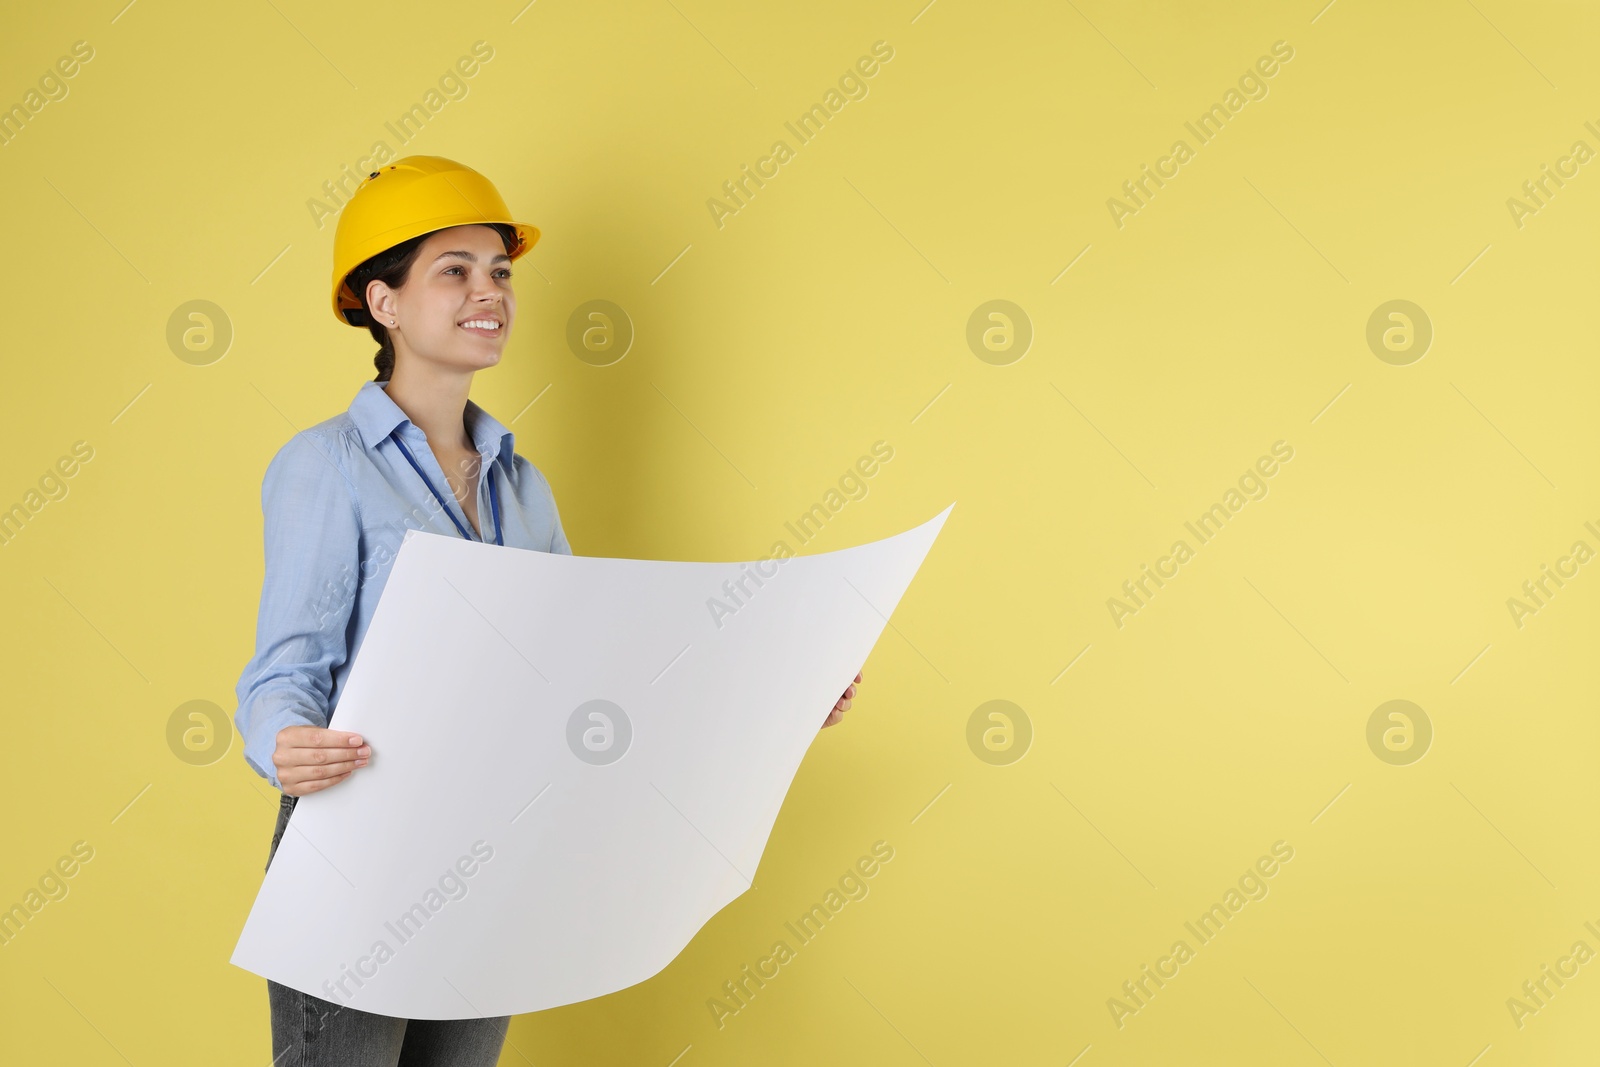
[{"x1": 388, "y1": 428, "x2": 503, "y2": 546}]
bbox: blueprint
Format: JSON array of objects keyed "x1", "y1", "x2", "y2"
[{"x1": 231, "y1": 503, "x2": 953, "y2": 1019}]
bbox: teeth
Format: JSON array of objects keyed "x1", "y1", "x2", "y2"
[{"x1": 460, "y1": 320, "x2": 500, "y2": 330}]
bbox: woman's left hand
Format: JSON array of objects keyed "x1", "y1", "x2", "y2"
[{"x1": 822, "y1": 669, "x2": 863, "y2": 729}]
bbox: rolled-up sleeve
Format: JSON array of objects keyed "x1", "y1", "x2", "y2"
[{"x1": 234, "y1": 431, "x2": 362, "y2": 791}]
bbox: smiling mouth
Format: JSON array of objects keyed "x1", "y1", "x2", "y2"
[{"x1": 458, "y1": 319, "x2": 503, "y2": 336}]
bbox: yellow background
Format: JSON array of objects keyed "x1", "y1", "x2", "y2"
[{"x1": 2, "y1": 0, "x2": 1597, "y2": 1063}]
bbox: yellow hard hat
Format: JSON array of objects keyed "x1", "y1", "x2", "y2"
[{"x1": 331, "y1": 155, "x2": 540, "y2": 326}]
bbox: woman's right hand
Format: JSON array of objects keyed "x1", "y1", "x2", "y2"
[{"x1": 273, "y1": 725, "x2": 371, "y2": 797}]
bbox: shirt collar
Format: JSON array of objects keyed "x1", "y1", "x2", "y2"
[
  {"x1": 350, "y1": 380, "x2": 515, "y2": 468},
  {"x1": 465, "y1": 394, "x2": 516, "y2": 469}
]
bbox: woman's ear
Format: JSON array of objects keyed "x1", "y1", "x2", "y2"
[{"x1": 366, "y1": 279, "x2": 397, "y2": 328}]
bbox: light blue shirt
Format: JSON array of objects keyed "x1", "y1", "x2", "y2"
[{"x1": 234, "y1": 379, "x2": 572, "y2": 791}]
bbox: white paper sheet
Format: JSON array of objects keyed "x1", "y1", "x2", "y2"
[{"x1": 231, "y1": 503, "x2": 953, "y2": 1019}]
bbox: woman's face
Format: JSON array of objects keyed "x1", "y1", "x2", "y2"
[{"x1": 372, "y1": 224, "x2": 517, "y2": 374}]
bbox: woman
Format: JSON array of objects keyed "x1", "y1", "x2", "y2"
[{"x1": 233, "y1": 156, "x2": 863, "y2": 1064}]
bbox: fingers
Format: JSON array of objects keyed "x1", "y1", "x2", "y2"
[
  {"x1": 278, "y1": 725, "x2": 364, "y2": 749},
  {"x1": 279, "y1": 753, "x2": 366, "y2": 790},
  {"x1": 273, "y1": 726, "x2": 372, "y2": 794},
  {"x1": 283, "y1": 755, "x2": 369, "y2": 780},
  {"x1": 829, "y1": 670, "x2": 864, "y2": 724},
  {"x1": 281, "y1": 750, "x2": 368, "y2": 776},
  {"x1": 275, "y1": 727, "x2": 369, "y2": 762},
  {"x1": 284, "y1": 770, "x2": 354, "y2": 797},
  {"x1": 277, "y1": 758, "x2": 366, "y2": 792},
  {"x1": 284, "y1": 745, "x2": 370, "y2": 769}
]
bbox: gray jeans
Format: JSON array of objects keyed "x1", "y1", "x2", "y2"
[{"x1": 264, "y1": 792, "x2": 511, "y2": 1065}]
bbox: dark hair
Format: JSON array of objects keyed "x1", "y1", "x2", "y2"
[{"x1": 347, "y1": 223, "x2": 521, "y2": 382}]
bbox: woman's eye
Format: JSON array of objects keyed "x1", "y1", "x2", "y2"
[{"x1": 443, "y1": 266, "x2": 512, "y2": 279}]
